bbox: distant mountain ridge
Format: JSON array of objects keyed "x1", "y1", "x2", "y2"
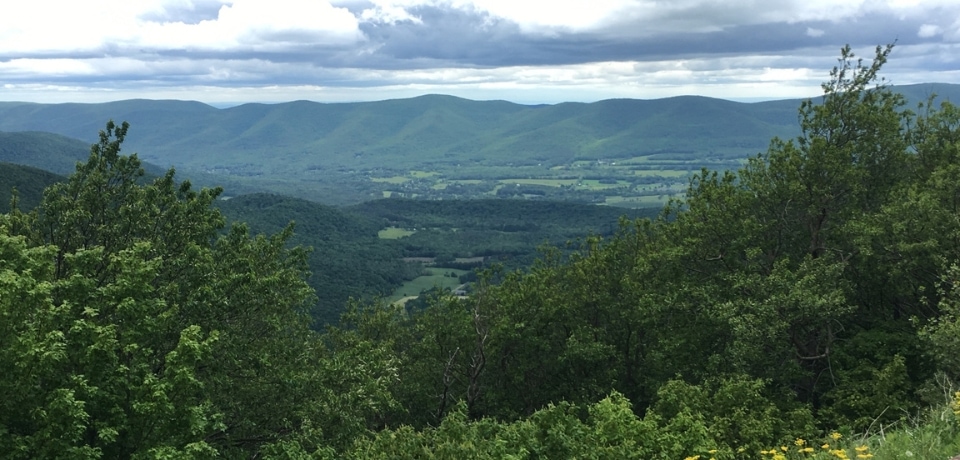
[
  {"x1": 2, "y1": 83, "x2": 957, "y2": 204},
  {"x1": 0, "y1": 94, "x2": 800, "y2": 170}
]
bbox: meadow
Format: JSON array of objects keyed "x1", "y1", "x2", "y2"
[{"x1": 389, "y1": 267, "x2": 469, "y2": 302}]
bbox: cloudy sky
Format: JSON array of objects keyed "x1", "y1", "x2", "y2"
[{"x1": 1, "y1": 0, "x2": 959, "y2": 105}]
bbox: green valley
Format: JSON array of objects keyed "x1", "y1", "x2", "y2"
[{"x1": 3, "y1": 84, "x2": 958, "y2": 206}]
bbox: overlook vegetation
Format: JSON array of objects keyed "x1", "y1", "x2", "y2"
[{"x1": 3, "y1": 45, "x2": 960, "y2": 458}]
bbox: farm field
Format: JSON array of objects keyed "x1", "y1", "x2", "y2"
[
  {"x1": 375, "y1": 159, "x2": 698, "y2": 205},
  {"x1": 389, "y1": 267, "x2": 469, "y2": 302},
  {"x1": 378, "y1": 226, "x2": 416, "y2": 239}
]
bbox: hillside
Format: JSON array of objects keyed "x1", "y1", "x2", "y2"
[
  {"x1": 217, "y1": 194, "x2": 649, "y2": 324},
  {"x1": 2, "y1": 84, "x2": 957, "y2": 206},
  {"x1": 0, "y1": 129, "x2": 268, "y2": 198},
  {"x1": 0, "y1": 130, "x2": 647, "y2": 325},
  {"x1": 0, "y1": 130, "x2": 96, "y2": 175},
  {"x1": 0, "y1": 162, "x2": 64, "y2": 213},
  {"x1": 0, "y1": 93, "x2": 804, "y2": 170},
  {"x1": 0, "y1": 87, "x2": 932, "y2": 203},
  {"x1": 214, "y1": 193, "x2": 419, "y2": 325}
]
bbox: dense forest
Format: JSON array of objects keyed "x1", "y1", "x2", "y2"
[
  {"x1": 0, "y1": 165, "x2": 640, "y2": 327},
  {"x1": 2, "y1": 45, "x2": 960, "y2": 458}
]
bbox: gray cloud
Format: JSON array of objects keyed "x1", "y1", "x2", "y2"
[
  {"x1": 2, "y1": 0, "x2": 960, "y2": 104},
  {"x1": 347, "y1": 8, "x2": 930, "y2": 68}
]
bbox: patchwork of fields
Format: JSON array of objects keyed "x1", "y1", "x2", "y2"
[{"x1": 367, "y1": 153, "x2": 720, "y2": 207}]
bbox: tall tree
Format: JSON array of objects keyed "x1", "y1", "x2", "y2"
[{"x1": 0, "y1": 122, "x2": 396, "y2": 458}]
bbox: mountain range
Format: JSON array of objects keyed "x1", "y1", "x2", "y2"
[{"x1": 2, "y1": 83, "x2": 957, "y2": 204}]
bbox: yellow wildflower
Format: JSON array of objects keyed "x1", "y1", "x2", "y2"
[
  {"x1": 795, "y1": 438, "x2": 806, "y2": 447},
  {"x1": 830, "y1": 432, "x2": 843, "y2": 441},
  {"x1": 830, "y1": 449, "x2": 849, "y2": 459}
]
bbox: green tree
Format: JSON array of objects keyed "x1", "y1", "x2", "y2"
[
  {"x1": 362, "y1": 44, "x2": 960, "y2": 438},
  {"x1": 0, "y1": 121, "x2": 395, "y2": 458}
]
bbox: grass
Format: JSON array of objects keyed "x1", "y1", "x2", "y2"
[
  {"x1": 728, "y1": 393, "x2": 960, "y2": 460},
  {"x1": 631, "y1": 169, "x2": 691, "y2": 177},
  {"x1": 388, "y1": 267, "x2": 469, "y2": 302},
  {"x1": 371, "y1": 176, "x2": 410, "y2": 184},
  {"x1": 578, "y1": 179, "x2": 630, "y2": 190},
  {"x1": 378, "y1": 227, "x2": 416, "y2": 239},
  {"x1": 498, "y1": 178, "x2": 578, "y2": 187},
  {"x1": 604, "y1": 195, "x2": 675, "y2": 207}
]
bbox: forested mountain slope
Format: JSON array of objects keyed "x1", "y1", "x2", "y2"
[
  {"x1": 214, "y1": 193, "x2": 419, "y2": 325},
  {"x1": 0, "y1": 130, "x2": 102, "y2": 175},
  {"x1": 0, "y1": 130, "x2": 268, "y2": 198},
  {"x1": 0, "y1": 94, "x2": 799, "y2": 168},
  {"x1": 4, "y1": 84, "x2": 957, "y2": 205},
  {"x1": 0, "y1": 130, "x2": 645, "y2": 326},
  {"x1": 0, "y1": 163, "x2": 63, "y2": 213},
  {"x1": 215, "y1": 194, "x2": 649, "y2": 324}
]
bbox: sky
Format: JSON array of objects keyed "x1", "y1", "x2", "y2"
[{"x1": 1, "y1": 0, "x2": 959, "y2": 105}]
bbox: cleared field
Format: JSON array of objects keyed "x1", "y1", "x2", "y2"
[
  {"x1": 617, "y1": 156, "x2": 652, "y2": 164},
  {"x1": 378, "y1": 227, "x2": 416, "y2": 239},
  {"x1": 389, "y1": 267, "x2": 469, "y2": 301},
  {"x1": 633, "y1": 169, "x2": 692, "y2": 178},
  {"x1": 410, "y1": 170, "x2": 440, "y2": 178},
  {"x1": 578, "y1": 179, "x2": 631, "y2": 190},
  {"x1": 498, "y1": 178, "x2": 578, "y2": 187},
  {"x1": 631, "y1": 169, "x2": 690, "y2": 178},
  {"x1": 371, "y1": 176, "x2": 410, "y2": 184}
]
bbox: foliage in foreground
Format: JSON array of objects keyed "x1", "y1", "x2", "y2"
[
  {"x1": 331, "y1": 44, "x2": 960, "y2": 454},
  {"x1": 0, "y1": 122, "x2": 395, "y2": 458}
]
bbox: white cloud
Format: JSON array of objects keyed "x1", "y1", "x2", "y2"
[
  {"x1": 0, "y1": 0, "x2": 363, "y2": 55},
  {"x1": 361, "y1": 1, "x2": 424, "y2": 24},
  {"x1": 462, "y1": 0, "x2": 628, "y2": 32},
  {"x1": 2, "y1": 1, "x2": 960, "y2": 104},
  {"x1": 134, "y1": 1, "x2": 363, "y2": 51},
  {"x1": 0, "y1": 1, "x2": 147, "y2": 53},
  {"x1": 918, "y1": 24, "x2": 942, "y2": 38}
]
